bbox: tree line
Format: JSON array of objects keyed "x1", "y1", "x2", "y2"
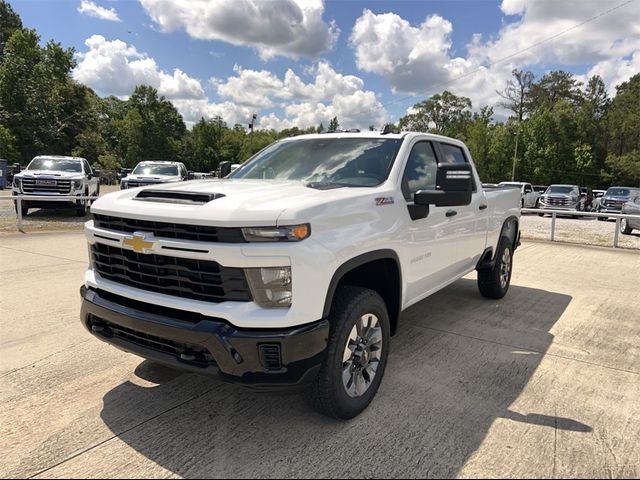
[{"x1": 1, "y1": 1, "x2": 638, "y2": 187}]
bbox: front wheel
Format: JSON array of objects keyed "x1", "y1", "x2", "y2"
[
  {"x1": 620, "y1": 218, "x2": 633, "y2": 235},
  {"x1": 307, "y1": 286, "x2": 390, "y2": 420},
  {"x1": 477, "y1": 237, "x2": 513, "y2": 299}
]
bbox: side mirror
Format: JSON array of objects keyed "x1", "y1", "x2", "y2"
[
  {"x1": 414, "y1": 163, "x2": 473, "y2": 207},
  {"x1": 218, "y1": 161, "x2": 232, "y2": 178},
  {"x1": 187, "y1": 170, "x2": 194, "y2": 180}
]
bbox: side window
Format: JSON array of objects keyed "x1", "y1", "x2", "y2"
[
  {"x1": 83, "y1": 160, "x2": 92, "y2": 175},
  {"x1": 402, "y1": 142, "x2": 437, "y2": 201},
  {"x1": 439, "y1": 143, "x2": 467, "y2": 164},
  {"x1": 524, "y1": 184, "x2": 532, "y2": 193}
]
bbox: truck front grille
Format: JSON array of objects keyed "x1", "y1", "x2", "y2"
[
  {"x1": 21, "y1": 178, "x2": 72, "y2": 194},
  {"x1": 545, "y1": 196, "x2": 573, "y2": 206},
  {"x1": 91, "y1": 243, "x2": 252, "y2": 303},
  {"x1": 93, "y1": 214, "x2": 246, "y2": 243},
  {"x1": 89, "y1": 315, "x2": 217, "y2": 367}
]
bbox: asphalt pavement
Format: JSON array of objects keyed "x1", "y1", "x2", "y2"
[{"x1": 0, "y1": 233, "x2": 638, "y2": 478}]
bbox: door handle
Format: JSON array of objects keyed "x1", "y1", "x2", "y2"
[
  {"x1": 446, "y1": 210, "x2": 457, "y2": 217},
  {"x1": 479, "y1": 204, "x2": 488, "y2": 210}
]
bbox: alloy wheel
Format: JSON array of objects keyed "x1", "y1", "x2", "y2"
[{"x1": 342, "y1": 314, "x2": 383, "y2": 398}]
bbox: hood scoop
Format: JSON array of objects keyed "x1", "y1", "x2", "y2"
[{"x1": 134, "y1": 190, "x2": 225, "y2": 205}]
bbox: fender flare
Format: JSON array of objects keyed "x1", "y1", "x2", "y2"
[
  {"x1": 476, "y1": 215, "x2": 520, "y2": 270},
  {"x1": 322, "y1": 249, "x2": 402, "y2": 320}
]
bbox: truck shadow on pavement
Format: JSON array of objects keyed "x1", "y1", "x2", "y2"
[{"x1": 100, "y1": 278, "x2": 586, "y2": 477}]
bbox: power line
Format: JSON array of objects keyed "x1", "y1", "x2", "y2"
[{"x1": 382, "y1": 0, "x2": 636, "y2": 112}]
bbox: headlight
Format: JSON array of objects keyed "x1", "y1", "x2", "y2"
[
  {"x1": 120, "y1": 181, "x2": 128, "y2": 189},
  {"x1": 242, "y1": 224, "x2": 310, "y2": 242},
  {"x1": 12, "y1": 177, "x2": 21, "y2": 189},
  {"x1": 72, "y1": 179, "x2": 83, "y2": 189},
  {"x1": 245, "y1": 267, "x2": 292, "y2": 308}
]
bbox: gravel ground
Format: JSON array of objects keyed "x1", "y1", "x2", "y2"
[
  {"x1": 0, "y1": 185, "x2": 120, "y2": 233},
  {"x1": 520, "y1": 212, "x2": 640, "y2": 250},
  {"x1": 2, "y1": 188, "x2": 639, "y2": 250}
]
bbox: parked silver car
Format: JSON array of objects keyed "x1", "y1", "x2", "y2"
[
  {"x1": 538, "y1": 184, "x2": 584, "y2": 217},
  {"x1": 620, "y1": 191, "x2": 640, "y2": 235}
]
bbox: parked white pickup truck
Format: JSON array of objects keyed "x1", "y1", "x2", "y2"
[
  {"x1": 81, "y1": 132, "x2": 520, "y2": 419},
  {"x1": 120, "y1": 161, "x2": 188, "y2": 189},
  {"x1": 498, "y1": 181, "x2": 541, "y2": 208},
  {"x1": 12, "y1": 155, "x2": 99, "y2": 216}
]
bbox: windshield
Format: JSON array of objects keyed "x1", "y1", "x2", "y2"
[
  {"x1": 230, "y1": 138, "x2": 403, "y2": 186},
  {"x1": 27, "y1": 158, "x2": 82, "y2": 173},
  {"x1": 545, "y1": 186, "x2": 577, "y2": 195},
  {"x1": 605, "y1": 187, "x2": 637, "y2": 197},
  {"x1": 133, "y1": 164, "x2": 179, "y2": 176}
]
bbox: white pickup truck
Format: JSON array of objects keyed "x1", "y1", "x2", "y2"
[
  {"x1": 12, "y1": 155, "x2": 100, "y2": 216},
  {"x1": 498, "y1": 181, "x2": 541, "y2": 208},
  {"x1": 81, "y1": 132, "x2": 520, "y2": 419}
]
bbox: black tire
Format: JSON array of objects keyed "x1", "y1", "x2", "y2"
[
  {"x1": 538, "y1": 213, "x2": 545, "y2": 217},
  {"x1": 477, "y1": 237, "x2": 514, "y2": 299},
  {"x1": 597, "y1": 216, "x2": 606, "y2": 221},
  {"x1": 620, "y1": 218, "x2": 633, "y2": 235},
  {"x1": 307, "y1": 286, "x2": 390, "y2": 420}
]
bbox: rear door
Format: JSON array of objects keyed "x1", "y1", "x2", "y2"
[{"x1": 434, "y1": 142, "x2": 488, "y2": 275}]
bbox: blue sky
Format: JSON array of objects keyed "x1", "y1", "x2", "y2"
[{"x1": 10, "y1": 0, "x2": 640, "y2": 129}]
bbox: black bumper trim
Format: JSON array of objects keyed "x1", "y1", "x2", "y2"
[{"x1": 80, "y1": 286, "x2": 329, "y2": 390}]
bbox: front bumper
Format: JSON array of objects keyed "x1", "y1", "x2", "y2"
[
  {"x1": 80, "y1": 286, "x2": 329, "y2": 390},
  {"x1": 538, "y1": 203, "x2": 578, "y2": 212},
  {"x1": 13, "y1": 190, "x2": 86, "y2": 209}
]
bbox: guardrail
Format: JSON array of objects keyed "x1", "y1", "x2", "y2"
[
  {"x1": 521, "y1": 208, "x2": 640, "y2": 248},
  {"x1": 0, "y1": 195, "x2": 99, "y2": 232}
]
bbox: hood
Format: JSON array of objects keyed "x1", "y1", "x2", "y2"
[
  {"x1": 15, "y1": 170, "x2": 84, "y2": 179},
  {"x1": 602, "y1": 195, "x2": 630, "y2": 201},
  {"x1": 92, "y1": 178, "x2": 381, "y2": 227}
]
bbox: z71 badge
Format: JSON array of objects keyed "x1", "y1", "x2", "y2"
[{"x1": 375, "y1": 197, "x2": 395, "y2": 206}]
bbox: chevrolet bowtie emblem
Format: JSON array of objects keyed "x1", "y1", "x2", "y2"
[{"x1": 122, "y1": 233, "x2": 155, "y2": 253}]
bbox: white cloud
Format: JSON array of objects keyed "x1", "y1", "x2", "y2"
[
  {"x1": 213, "y1": 62, "x2": 388, "y2": 130},
  {"x1": 73, "y1": 35, "x2": 205, "y2": 100},
  {"x1": 78, "y1": 0, "x2": 121, "y2": 22},
  {"x1": 72, "y1": 36, "x2": 387, "y2": 131},
  {"x1": 350, "y1": 1, "x2": 640, "y2": 113},
  {"x1": 139, "y1": 0, "x2": 339, "y2": 60}
]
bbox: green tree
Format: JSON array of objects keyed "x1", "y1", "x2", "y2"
[
  {"x1": 399, "y1": 91, "x2": 472, "y2": 138},
  {"x1": 0, "y1": 0, "x2": 22, "y2": 57},
  {"x1": 0, "y1": 123, "x2": 19, "y2": 161},
  {"x1": 328, "y1": 116, "x2": 339, "y2": 131},
  {"x1": 0, "y1": 28, "x2": 77, "y2": 162}
]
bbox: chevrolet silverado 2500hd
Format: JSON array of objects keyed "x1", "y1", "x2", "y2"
[{"x1": 81, "y1": 132, "x2": 521, "y2": 419}]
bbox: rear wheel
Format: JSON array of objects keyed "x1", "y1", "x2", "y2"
[
  {"x1": 307, "y1": 286, "x2": 390, "y2": 420},
  {"x1": 620, "y1": 218, "x2": 633, "y2": 235},
  {"x1": 477, "y1": 237, "x2": 513, "y2": 299}
]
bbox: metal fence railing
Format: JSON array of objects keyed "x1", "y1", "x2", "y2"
[
  {"x1": 0, "y1": 195, "x2": 99, "y2": 232},
  {"x1": 521, "y1": 208, "x2": 640, "y2": 248},
  {"x1": 2, "y1": 196, "x2": 640, "y2": 248}
]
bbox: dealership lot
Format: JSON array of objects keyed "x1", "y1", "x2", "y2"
[{"x1": 1, "y1": 233, "x2": 638, "y2": 478}]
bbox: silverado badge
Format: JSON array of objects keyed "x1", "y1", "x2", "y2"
[{"x1": 122, "y1": 232, "x2": 155, "y2": 254}]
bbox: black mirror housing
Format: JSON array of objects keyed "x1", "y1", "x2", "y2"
[
  {"x1": 218, "y1": 161, "x2": 233, "y2": 178},
  {"x1": 414, "y1": 163, "x2": 473, "y2": 207}
]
